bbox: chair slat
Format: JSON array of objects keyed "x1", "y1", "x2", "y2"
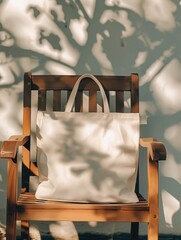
[
  {"x1": 53, "y1": 90, "x2": 61, "y2": 111},
  {"x1": 23, "y1": 72, "x2": 32, "y2": 135},
  {"x1": 38, "y1": 90, "x2": 46, "y2": 111},
  {"x1": 116, "y1": 91, "x2": 124, "y2": 113},
  {"x1": 131, "y1": 74, "x2": 139, "y2": 113},
  {"x1": 75, "y1": 91, "x2": 83, "y2": 112},
  {"x1": 89, "y1": 90, "x2": 97, "y2": 112}
]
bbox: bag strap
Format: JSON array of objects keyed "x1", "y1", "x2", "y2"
[{"x1": 65, "y1": 74, "x2": 110, "y2": 113}]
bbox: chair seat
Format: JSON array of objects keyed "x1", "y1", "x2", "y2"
[{"x1": 17, "y1": 192, "x2": 149, "y2": 222}]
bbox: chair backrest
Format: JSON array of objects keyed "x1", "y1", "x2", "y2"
[{"x1": 21, "y1": 72, "x2": 139, "y2": 192}]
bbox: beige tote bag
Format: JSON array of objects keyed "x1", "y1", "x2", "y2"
[{"x1": 35, "y1": 74, "x2": 140, "y2": 203}]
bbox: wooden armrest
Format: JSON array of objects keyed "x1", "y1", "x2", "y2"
[
  {"x1": 0, "y1": 135, "x2": 30, "y2": 159},
  {"x1": 139, "y1": 138, "x2": 166, "y2": 161}
]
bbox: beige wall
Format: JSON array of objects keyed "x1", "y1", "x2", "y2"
[{"x1": 0, "y1": 0, "x2": 181, "y2": 236}]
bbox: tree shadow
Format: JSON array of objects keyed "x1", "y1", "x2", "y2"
[{"x1": 0, "y1": 0, "x2": 181, "y2": 237}]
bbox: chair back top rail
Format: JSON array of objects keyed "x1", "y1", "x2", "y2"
[{"x1": 31, "y1": 74, "x2": 133, "y2": 91}]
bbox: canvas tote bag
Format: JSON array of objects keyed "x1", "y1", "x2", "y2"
[{"x1": 35, "y1": 74, "x2": 140, "y2": 203}]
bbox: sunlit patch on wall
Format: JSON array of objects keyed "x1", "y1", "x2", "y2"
[
  {"x1": 92, "y1": 34, "x2": 113, "y2": 74},
  {"x1": 134, "y1": 51, "x2": 148, "y2": 68},
  {"x1": 69, "y1": 18, "x2": 88, "y2": 46},
  {"x1": 150, "y1": 58, "x2": 181, "y2": 114},
  {"x1": 1, "y1": 1, "x2": 42, "y2": 47},
  {"x1": 0, "y1": 57, "x2": 39, "y2": 86},
  {"x1": 0, "y1": 28, "x2": 15, "y2": 48},
  {"x1": 100, "y1": 9, "x2": 135, "y2": 38},
  {"x1": 165, "y1": 123, "x2": 181, "y2": 152},
  {"x1": 45, "y1": 61, "x2": 75, "y2": 75},
  {"x1": 80, "y1": 0, "x2": 96, "y2": 18},
  {"x1": 162, "y1": 190, "x2": 180, "y2": 228},
  {"x1": 59, "y1": 41, "x2": 80, "y2": 67},
  {"x1": 161, "y1": 153, "x2": 181, "y2": 184},
  {"x1": 111, "y1": 0, "x2": 142, "y2": 16},
  {"x1": 105, "y1": 0, "x2": 140, "y2": 13},
  {"x1": 0, "y1": 88, "x2": 22, "y2": 139},
  {"x1": 140, "y1": 47, "x2": 174, "y2": 86},
  {"x1": 139, "y1": 101, "x2": 156, "y2": 117},
  {"x1": 0, "y1": 65, "x2": 14, "y2": 85},
  {"x1": 142, "y1": 0, "x2": 177, "y2": 32}
]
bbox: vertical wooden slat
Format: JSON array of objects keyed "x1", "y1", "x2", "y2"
[
  {"x1": 131, "y1": 73, "x2": 139, "y2": 113},
  {"x1": 38, "y1": 90, "x2": 47, "y2": 111},
  {"x1": 89, "y1": 90, "x2": 97, "y2": 112},
  {"x1": 75, "y1": 91, "x2": 83, "y2": 112},
  {"x1": 65, "y1": 90, "x2": 72, "y2": 111},
  {"x1": 131, "y1": 73, "x2": 140, "y2": 240},
  {"x1": 116, "y1": 91, "x2": 124, "y2": 113},
  {"x1": 22, "y1": 73, "x2": 31, "y2": 193},
  {"x1": 98, "y1": 90, "x2": 109, "y2": 112},
  {"x1": 23, "y1": 72, "x2": 32, "y2": 136},
  {"x1": 53, "y1": 90, "x2": 61, "y2": 111}
]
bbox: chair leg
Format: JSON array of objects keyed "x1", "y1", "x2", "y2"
[
  {"x1": 6, "y1": 211, "x2": 16, "y2": 240},
  {"x1": 6, "y1": 158, "x2": 17, "y2": 240},
  {"x1": 21, "y1": 221, "x2": 30, "y2": 240},
  {"x1": 148, "y1": 220, "x2": 158, "y2": 240},
  {"x1": 131, "y1": 222, "x2": 139, "y2": 240}
]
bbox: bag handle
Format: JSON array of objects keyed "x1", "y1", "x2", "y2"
[{"x1": 65, "y1": 74, "x2": 110, "y2": 113}]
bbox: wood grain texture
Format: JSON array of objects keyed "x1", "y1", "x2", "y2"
[{"x1": 0, "y1": 72, "x2": 166, "y2": 240}]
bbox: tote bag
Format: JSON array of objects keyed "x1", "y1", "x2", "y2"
[{"x1": 35, "y1": 74, "x2": 140, "y2": 203}]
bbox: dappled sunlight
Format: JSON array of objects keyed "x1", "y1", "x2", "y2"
[
  {"x1": 1, "y1": 1, "x2": 41, "y2": 47},
  {"x1": 143, "y1": 0, "x2": 177, "y2": 31},
  {"x1": 45, "y1": 61, "x2": 75, "y2": 75},
  {"x1": 0, "y1": 0, "x2": 181, "y2": 235},
  {"x1": 150, "y1": 59, "x2": 181, "y2": 114},
  {"x1": 0, "y1": 88, "x2": 22, "y2": 140},
  {"x1": 49, "y1": 221, "x2": 79, "y2": 240},
  {"x1": 161, "y1": 153, "x2": 181, "y2": 184},
  {"x1": 162, "y1": 190, "x2": 180, "y2": 229},
  {"x1": 0, "y1": 65, "x2": 15, "y2": 85},
  {"x1": 81, "y1": 0, "x2": 96, "y2": 18},
  {"x1": 134, "y1": 51, "x2": 148, "y2": 68},
  {"x1": 59, "y1": 38, "x2": 80, "y2": 66},
  {"x1": 70, "y1": 18, "x2": 88, "y2": 46},
  {"x1": 92, "y1": 34, "x2": 113, "y2": 74},
  {"x1": 140, "y1": 47, "x2": 175, "y2": 86},
  {"x1": 36, "y1": 110, "x2": 139, "y2": 202},
  {"x1": 160, "y1": 152, "x2": 181, "y2": 230},
  {"x1": 139, "y1": 101, "x2": 156, "y2": 118},
  {"x1": 165, "y1": 123, "x2": 181, "y2": 152}
]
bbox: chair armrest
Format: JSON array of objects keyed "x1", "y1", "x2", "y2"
[
  {"x1": 0, "y1": 135, "x2": 30, "y2": 159},
  {"x1": 139, "y1": 138, "x2": 166, "y2": 161}
]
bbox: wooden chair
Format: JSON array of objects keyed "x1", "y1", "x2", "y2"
[{"x1": 0, "y1": 72, "x2": 166, "y2": 240}]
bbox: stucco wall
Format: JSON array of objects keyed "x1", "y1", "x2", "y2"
[{"x1": 0, "y1": 0, "x2": 181, "y2": 237}]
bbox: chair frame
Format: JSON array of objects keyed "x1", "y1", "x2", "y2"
[{"x1": 0, "y1": 72, "x2": 166, "y2": 240}]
